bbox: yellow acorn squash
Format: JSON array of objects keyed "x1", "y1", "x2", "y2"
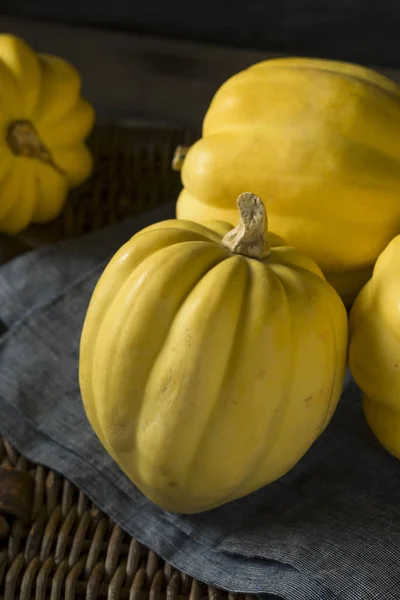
[
  {"x1": 174, "y1": 57, "x2": 400, "y2": 304},
  {"x1": 349, "y1": 235, "x2": 400, "y2": 459},
  {"x1": 0, "y1": 34, "x2": 95, "y2": 234},
  {"x1": 80, "y1": 192, "x2": 348, "y2": 513}
]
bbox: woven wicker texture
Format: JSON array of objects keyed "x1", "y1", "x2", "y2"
[
  {"x1": 0, "y1": 125, "x2": 257, "y2": 599},
  {"x1": 0, "y1": 438, "x2": 257, "y2": 600}
]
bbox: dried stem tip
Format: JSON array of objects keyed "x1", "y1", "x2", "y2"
[
  {"x1": 222, "y1": 192, "x2": 270, "y2": 260},
  {"x1": 172, "y1": 145, "x2": 190, "y2": 171}
]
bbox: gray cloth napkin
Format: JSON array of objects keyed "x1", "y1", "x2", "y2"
[{"x1": 1, "y1": 204, "x2": 400, "y2": 600}]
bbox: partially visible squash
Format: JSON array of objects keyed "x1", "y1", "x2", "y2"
[
  {"x1": 174, "y1": 57, "x2": 400, "y2": 304},
  {"x1": 0, "y1": 34, "x2": 95, "y2": 234},
  {"x1": 80, "y1": 192, "x2": 348, "y2": 514},
  {"x1": 349, "y1": 236, "x2": 400, "y2": 459}
]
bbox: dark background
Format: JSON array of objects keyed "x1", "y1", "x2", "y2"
[{"x1": 3, "y1": 0, "x2": 400, "y2": 68}]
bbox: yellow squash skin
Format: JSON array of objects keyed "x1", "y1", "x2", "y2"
[
  {"x1": 0, "y1": 35, "x2": 95, "y2": 234},
  {"x1": 349, "y1": 235, "x2": 400, "y2": 459},
  {"x1": 80, "y1": 194, "x2": 348, "y2": 513},
  {"x1": 175, "y1": 57, "x2": 400, "y2": 304}
]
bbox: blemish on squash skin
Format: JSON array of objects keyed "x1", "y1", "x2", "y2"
[
  {"x1": 304, "y1": 396, "x2": 313, "y2": 404},
  {"x1": 184, "y1": 329, "x2": 192, "y2": 348},
  {"x1": 319, "y1": 330, "x2": 329, "y2": 342},
  {"x1": 159, "y1": 370, "x2": 176, "y2": 396}
]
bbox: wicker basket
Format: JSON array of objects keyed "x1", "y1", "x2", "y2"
[
  {"x1": 0, "y1": 125, "x2": 255, "y2": 600},
  {"x1": 0, "y1": 439, "x2": 254, "y2": 600}
]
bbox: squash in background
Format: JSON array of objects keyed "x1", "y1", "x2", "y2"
[
  {"x1": 174, "y1": 57, "x2": 400, "y2": 304},
  {"x1": 349, "y1": 236, "x2": 400, "y2": 459},
  {"x1": 0, "y1": 34, "x2": 94, "y2": 234},
  {"x1": 80, "y1": 192, "x2": 348, "y2": 513}
]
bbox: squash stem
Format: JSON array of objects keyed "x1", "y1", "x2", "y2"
[
  {"x1": 6, "y1": 120, "x2": 64, "y2": 175},
  {"x1": 222, "y1": 192, "x2": 270, "y2": 259},
  {"x1": 172, "y1": 145, "x2": 191, "y2": 171}
]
